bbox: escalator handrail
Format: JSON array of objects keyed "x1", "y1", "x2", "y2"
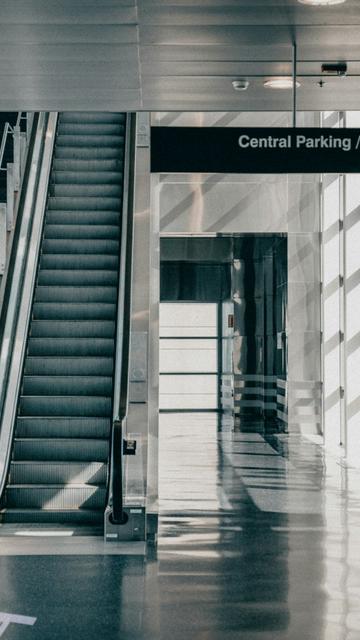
[
  {"x1": 0, "y1": 112, "x2": 57, "y2": 501},
  {"x1": 0, "y1": 113, "x2": 45, "y2": 410},
  {"x1": 0, "y1": 111, "x2": 26, "y2": 171},
  {"x1": 0, "y1": 114, "x2": 39, "y2": 346},
  {"x1": 107, "y1": 113, "x2": 136, "y2": 524}
]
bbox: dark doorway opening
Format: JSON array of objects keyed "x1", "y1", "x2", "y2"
[{"x1": 160, "y1": 235, "x2": 287, "y2": 433}]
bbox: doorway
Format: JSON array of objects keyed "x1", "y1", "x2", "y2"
[{"x1": 159, "y1": 234, "x2": 287, "y2": 432}]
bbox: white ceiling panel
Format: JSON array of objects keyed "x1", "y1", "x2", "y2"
[
  {"x1": 0, "y1": 1, "x2": 359, "y2": 111},
  {"x1": 0, "y1": 2, "x2": 136, "y2": 25},
  {"x1": 141, "y1": 60, "x2": 360, "y2": 77},
  {"x1": 0, "y1": 98, "x2": 140, "y2": 112},
  {"x1": 139, "y1": 25, "x2": 360, "y2": 48},
  {"x1": 140, "y1": 43, "x2": 360, "y2": 63},
  {"x1": 0, "y1": 43, "x2": 139, "y2": 62},
  {"x1": 138, "y1": 0, "x2": 357, "y2": 6},
  {"x1": 142, "y1": 76, "x2": 360, "y2": 112},
  {"x1": 0, "y1": 25, "x2": 138, "y2": 45},
  {"x1": 0, "y1": 77, "x2": 140, "y2": 100},
  {"x1": 137, "y1": 4, "x2": 360, "y2": 26},
  {"x1": 0, "y1": 59, "x2": 139, "y2": 77}
]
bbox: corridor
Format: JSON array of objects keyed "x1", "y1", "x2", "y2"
[{"x1": 0, "y1": 413, "x2": 358, "y2": 639}]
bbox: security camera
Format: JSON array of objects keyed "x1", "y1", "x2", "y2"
[{"x1": 321, "y1": 62, "x2": 347, "y2": 77}]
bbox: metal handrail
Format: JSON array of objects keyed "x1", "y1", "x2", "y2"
[
  {"x1": 107, "y1": 113, "x2": 136, "y2": 525},
  {"x1": 0, "y1": 122, "x2": 11, "y2": 172},
  {"x1": 0, "y1": 113, "x2": 57, "y2": 501},
  {"x1": 0, "y1": 112, "x2": 26, "y2": 172}
]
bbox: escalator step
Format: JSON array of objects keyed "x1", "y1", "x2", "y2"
[
  {"x1": 42, "y1": 238, "x2": 119, "y2": 255},
  {"x1": 49, "y1": 183, "x2": 122, "y2": 198},
  {"x1": 28, "y1": 337, "x2": 114, "y2": 357},
  {"x1": 56, "y1": 134, "x2": 124, "y2": 148},
  {"x1": 58, "y1": 123, "x2": 125, "y2": 136},
  {"x1": 48, "y1": 196, "x2": 121, "y2": 211},
  {"x1": 22, "y1": 376, "x2": 113, "y2": 397},
  {"x1": 44, "y1": 224, "x2": 120, "y2": 240},
  {"x1": 25, "y1": 357, "x2": 114, "y2": 376},
  {"x1": 46, "y1": 210, "x2": 120, "y2": 226},
  {"x1": 51, "y1": 171, "x2": 122, "y2": 185},
  {"x1": 40, "y1": 253, "x2": 118, "y2": 270},
  {"x1": 30, "y1": 320, "x2": 115, "y2": 338},
  {"x1": 55, "y1": 146, "x2": 122, "y2": 160},
  {"x1": 13, "y1": 438, "x2": 109, "y2": 461},
  {"x1": 61, "y1": 112, "x2": 125, "y2": 124},
  {"x1": 32, "y1": 303, "x2": 116, "y2": 321},
  {"x1": 9, "y1": 461, "x2": 107, "y2": 485},
  {"x1": 53, "y1": 158, "x2": 123, "y2": 172},
  {"x1": 19, "y1": 395, "x2": 112, "y2": 417},
  {"x1": 38, "y1": 270, "x2": 118, "y2": 287},
  {"x1": 34, "y1": 286, "x2": 117, "y2": 304},
  {"x1": 6, "y1": 485, "x2": 106, "y2": 510},
  {"x1": 0, "y1": 508, "x2": 104, "y2": 524},
  {"x1": 16, "y1": 417, "x2": 110, "y2": 439}
]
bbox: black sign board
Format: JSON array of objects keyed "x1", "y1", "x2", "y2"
[{"x1": 151, "y1": 127, "x2": 360, "y2": 174}]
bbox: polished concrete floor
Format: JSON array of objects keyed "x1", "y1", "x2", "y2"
[{"x1": 0, "y1": 413, "x2": 359, "y2": 639}]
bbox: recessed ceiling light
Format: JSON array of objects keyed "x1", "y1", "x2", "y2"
[
  {"x1": 298, "y1": 0, "x2": 346, "y2": 5},
  {"x1": 264, "y1": 78, "x2": 301, "y2": 90}
]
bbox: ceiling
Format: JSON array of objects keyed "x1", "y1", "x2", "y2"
[{"x1": 1, "y1": 0, "x2": 360, "y2": 111}]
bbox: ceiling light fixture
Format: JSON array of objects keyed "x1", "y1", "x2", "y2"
[
  {"x1": 264, "y1": 78, "x2": 301, "y2": 90},
  {"x1": 298, "y1": 0, "x2": 346, "y2": 5}
]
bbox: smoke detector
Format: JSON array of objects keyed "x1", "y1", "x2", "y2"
[{"x1": 232, "y1": 79, "x2": 249, "y2": 91}]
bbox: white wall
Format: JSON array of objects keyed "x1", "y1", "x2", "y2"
[
  {"x1": 321, "y1": 110, "x2": 360, "y2": 465},
  {"x1": 322, "y1": 173, "x2": 343, "y2": 452},
  {"x1": 344, "y1": 111, "x2": 360, "y2": 464}
]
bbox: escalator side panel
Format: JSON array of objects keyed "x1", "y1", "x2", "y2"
[{"x1": 1, "y1": 112, "x2": 126, "y2": 525}]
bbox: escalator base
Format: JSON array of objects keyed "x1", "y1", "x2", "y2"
[{"x1": 104, "y1": 506, "x2": 146, "y2": 542}]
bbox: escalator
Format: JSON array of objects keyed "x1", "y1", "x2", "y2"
[{"x1": 0, "y1": 112, "x2": 131, "y2": 526}]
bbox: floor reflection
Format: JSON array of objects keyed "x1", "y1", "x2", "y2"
[
  {"x1": 153, "y1": 412, "x2": 358, "y2": 640},
  {"x1": 0, "y1": 412, "x2": 359, "y2": 639}
]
